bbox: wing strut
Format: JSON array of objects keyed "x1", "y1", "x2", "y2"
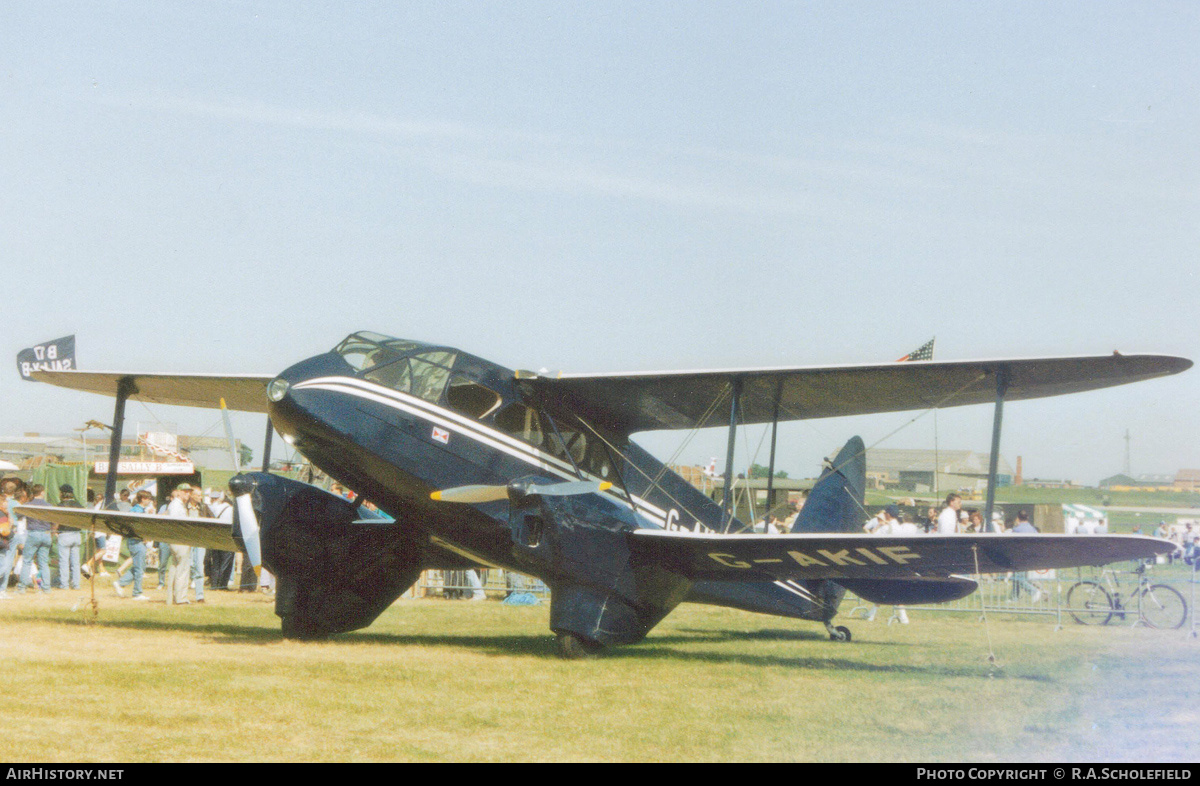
[
  {"x1": 720, "y1": 377, "x2": 743, "y2": 531},
  {"x1": 262, "y1": 418, "x2": 274, "y2": 475},
  {"x1": 102, "y1": 376, "x2": 137, "y2": 509},
  {"x1": 983, "y1": 366, "x2": 1011, "y2": 527},
  {"x1": 763, "y1": 377, "x2": 783, "y2": 529}
]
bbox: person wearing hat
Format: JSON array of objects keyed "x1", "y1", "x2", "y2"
[
  {"x1": 205, "y1": 490, "x2": 236, "y2": 591},
  {"x1": 163, "y1": 484, "x2": 193, "y2": 605},
  {"x1": 54, "y1": 484, "x2": 85, "y2": 590},
  {"x1": 876, "y1": 505, "x2": 901, "y2": 536}
]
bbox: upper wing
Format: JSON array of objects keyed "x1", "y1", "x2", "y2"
[
  {"x1": 522, "y1": 354, "x2": 1190, "y2": 433},
  {"x1": 629, "y1": 530, "x2": 1174, "y2": 582},
  {"x1": 15, "y1": 506, "x2": 239, "y2": 552},
  {"x1": 27, "y1": 370, "x2": 275, "y2": 412}
]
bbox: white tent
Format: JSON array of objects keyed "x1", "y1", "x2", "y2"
[
  {"x1": 1062, "y1": 503, "x2": 1107, "y2": 534},
  {"x1": 0, "y1": 459, "x2": 19, "y2": 471}
]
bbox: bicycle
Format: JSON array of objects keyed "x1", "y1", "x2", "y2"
[{"x1": 1065, "y1": 563, "x2": 1188, "y2": 629}]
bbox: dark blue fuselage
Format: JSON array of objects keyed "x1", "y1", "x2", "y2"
[{"x1": 265, "y1": 338, "x2": 834, "y2": 643}]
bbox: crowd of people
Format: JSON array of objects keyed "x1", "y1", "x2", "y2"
[
  {"x1": 0, "y1": 477, "x2": 267, "y2": 603},
  {"x1": 1147, "y1": 520, "x2": 1200, "y2": 565},
  {"x1": 754, "y1": 494, "x2": 1068, "y2": 623}
]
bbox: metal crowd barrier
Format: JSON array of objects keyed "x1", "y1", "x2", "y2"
[
  {"x1": 844, "y1": 559, "x2": 1198, "y2": 634},
  {"x1": 409, "y1": 569, "x2": 550, "y2": 600},
  {"x1": 406, "y1": 563, "x2": 1197, "y2": 637}
]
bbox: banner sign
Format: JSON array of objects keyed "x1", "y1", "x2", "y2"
[
  {"x1": 17, "y1": 335, "x2": 76, "y2": 380},
  {"x1": 94, "y1": 461, "x2": 195, "y2": 475}
]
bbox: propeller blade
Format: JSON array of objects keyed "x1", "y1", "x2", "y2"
[
  {"x1": 229, "y1": 475, "x2": 261, "y2": 580},
  {"x1": 431, "y1": 480, "x2": 613, "y2": 503},
  {"x1": 430, "y1": 485, "x2": 510, "y2": 503},
  {"x1": 527, "y1": 480, "x2": 613, "y2": 497},
  {"x1": 219, "y1": 398, "x2": 240, "y2": 473}
]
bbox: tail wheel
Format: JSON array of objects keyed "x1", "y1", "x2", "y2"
[
  {"x1": 556, "y1": 632, "x2": 604, "y2": 659},
  {"x1": 1139, "y1": 584, "x2": 1188, "y2": 630},
  {"x1": 829, "y1": 625, "x2": 852, "y2": 642},
  {"x1": 1066, "y1": 581, "x2": 1114, "y2": 626}
]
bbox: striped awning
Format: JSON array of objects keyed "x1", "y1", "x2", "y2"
[{"x1": 1062, "y1": 503, "x2": 1105, "y2": 518}]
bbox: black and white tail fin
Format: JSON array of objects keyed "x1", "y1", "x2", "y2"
[{"x1": 790, "y1": 436, "x2": 866, "y2": 535}]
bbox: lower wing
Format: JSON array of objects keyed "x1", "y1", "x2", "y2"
[
  {"x1": 15, "y1": 506, "x2": 238, "y2": 552},
  {"x1": 629, "y1": 531, "x2": 1173, "y2": 582}
]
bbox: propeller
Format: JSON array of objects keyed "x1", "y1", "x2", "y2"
[
  {"x1": 431, "y1": 479, "x2": 612, "y2": 504},
  {"x1": 221, "y1": 398, "x2": 261, "y2": 581}
]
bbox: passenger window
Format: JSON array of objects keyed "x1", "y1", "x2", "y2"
[
  {"x1": 409, "y1": 352, "x2": 455, "y2": 403},
  {"x1": 494, "y1": 403, "x2": 544, "y2": 447},
  {"x1": 553, "y1": 428, "x2": 587, "y2": 466},
  {"x1": 447, "y1": 376, "x2": 501, "y2": 420}
]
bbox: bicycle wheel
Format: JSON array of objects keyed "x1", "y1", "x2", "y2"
[
  {"x1": 1066, "y1": 581, "x2": 1114, "y2": 625},
  {"x1": 1139, "y1": 584, "x2": 1188, "y2": 630}
]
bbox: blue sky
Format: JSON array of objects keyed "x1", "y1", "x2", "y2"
[{"x1": 2, "y1": 2, "x2": 1197, "y2": 484}]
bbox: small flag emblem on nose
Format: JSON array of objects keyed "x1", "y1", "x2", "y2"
[{"x1": 431, "y1": 426, "x2": 450, "y2": 444}]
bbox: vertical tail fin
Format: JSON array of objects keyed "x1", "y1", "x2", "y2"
[{"x1": 790, "y1": 436, "x2": 866, "y2": 534}]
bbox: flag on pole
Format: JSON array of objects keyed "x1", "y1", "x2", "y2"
[
  {"x1": 17, "y1": 335, "x2": 76, "y2": 380},
  {"x1": 897, "y1": 337, "x2": 935, "y2": 362}
]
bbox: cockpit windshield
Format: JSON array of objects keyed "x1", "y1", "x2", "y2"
[
  {"x1": 334, "y1": 332, "x2": 428, "y2": 372},
  {"x1": 333, "y1": 332, "x2": 456, "y2": 405}
]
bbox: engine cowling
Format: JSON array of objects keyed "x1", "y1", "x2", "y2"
[{"x1": 235, "y1": 473, "x2": 423, "y2": 639}]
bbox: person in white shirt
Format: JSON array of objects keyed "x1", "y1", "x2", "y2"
[
  {"x1": 206, "y1": 491, "x2": 236, "y2": 590},
  {"x1": 865, "y1": 506, "x2": 912, "y2": 624},
  {"x1": 937, "y1": 494, "x2": 962, "y2": 534},
  {"x1": 863, "y1": 511, "x2": 888, "y2": 535},
  {"x1": 164, "y1": 485, "x2": 193, "y2": 605}
]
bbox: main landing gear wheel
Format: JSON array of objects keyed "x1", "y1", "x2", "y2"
[
  {"x1": 556, "y1": 632, "x2": 604, "y2": 659},
  {"x1": 825, "y1": 623, "x2": 852, "y2": 642}
]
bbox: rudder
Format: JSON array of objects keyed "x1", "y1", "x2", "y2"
[{"x1": 790, "y1": 436, "x2": 866, "y2": 535}]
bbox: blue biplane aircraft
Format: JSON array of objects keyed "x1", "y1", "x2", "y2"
[{"x1": 18, "y1": 334, "x2": 1187, "y2": 657}]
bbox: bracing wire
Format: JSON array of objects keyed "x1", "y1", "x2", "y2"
[
  {"x1": 824, "y1": 372, "x2": 989, "y2": 479},
  {"x1": 576, "y1": 419, "x2": 715, "y2": 530},
  {"x1": 645, "y1": 383, "x2": 732, "y2": 491},
  {"x1": 973, "y1": 544, "x2": 1000, "y2": 667}
]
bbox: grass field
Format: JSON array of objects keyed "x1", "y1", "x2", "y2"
[{"x1": 1, "y1": 589, "x2": 1197, "y2": 762}]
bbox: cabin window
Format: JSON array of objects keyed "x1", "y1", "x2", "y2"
[
  {"x1": 364, "y1": 350, "x2": 456, "y2": 404},
  {"x1": 549, "y1": 427, "x2": 588, "y2": 466},
  {"x1": 494, "y1": 403, "x2": 545, "y2": 447},
  {"x1": 446, "y1": 376, "x2": 502, "y2": 420}
]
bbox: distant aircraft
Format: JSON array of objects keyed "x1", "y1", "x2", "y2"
[{"x1": 18, "y1": 334, "x2": 1186, "y2": 657}]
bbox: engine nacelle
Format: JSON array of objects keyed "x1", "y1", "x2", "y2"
[
  {"x1": 508, "y1": 483, "x2": 688, "y2": 647},
  {"x1": 237, "y1": 473, "x2": 423, "y2": 639}
]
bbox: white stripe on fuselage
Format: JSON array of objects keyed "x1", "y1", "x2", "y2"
[{"x1": 291, "y1": 376, "x2": 684, "y2": 528}]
